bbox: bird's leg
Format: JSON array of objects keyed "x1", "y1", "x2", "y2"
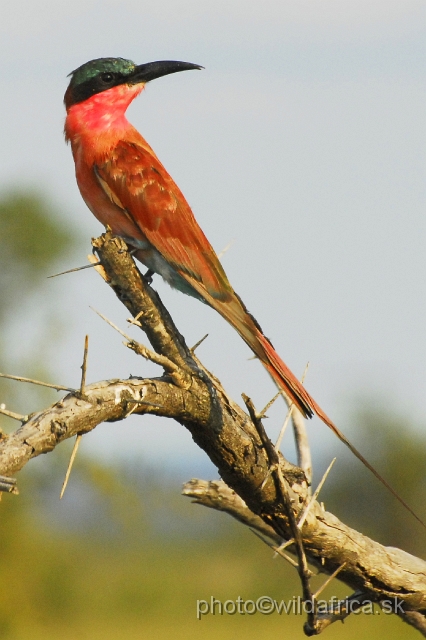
[{"x1": 143, "y1": 269, "x2": 154, "y2": 285}]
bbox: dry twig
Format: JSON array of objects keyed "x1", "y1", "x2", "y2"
[
  {"x1": 60, "y1": 335, "x2": 89, "y2": 498},
  {"x1": 242, "y1": 394, "x2": 316, "y2": 630},
  {"x1": 2, "y1": 232, "x2": 426, "y2": 636},
  {"x1": 0, "y1": 373, "x2": 74, "y2": 393}
]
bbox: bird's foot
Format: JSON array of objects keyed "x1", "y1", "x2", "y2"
[{"x1": 144, "y1": 269, "x2": 154, "y2": 285}]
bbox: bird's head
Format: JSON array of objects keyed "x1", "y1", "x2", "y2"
[{"x1": 64, "y1": 57, "x2": 203, "y2": 110}]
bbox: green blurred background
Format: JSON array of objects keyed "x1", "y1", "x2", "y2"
[{"x1": 0, "y1": 193, "x2": 425, "y2": 639}]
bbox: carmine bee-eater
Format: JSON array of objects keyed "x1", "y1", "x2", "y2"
[{"x1": 64, "y1": 57, "x2": 424, "y2": 526}]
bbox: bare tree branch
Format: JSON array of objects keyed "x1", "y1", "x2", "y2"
[
  {"x1": 1, "y1": 231, "x2": 426, "y2": 636},
  {"x1": 182, "y1": 478, "x2": 282, "y2": 544},
  {"x1": 278, "y1": 386, "x2": 313, "y2": 487}
]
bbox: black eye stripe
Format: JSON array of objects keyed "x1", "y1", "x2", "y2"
[
  {"x1": 101, "y1": 72, "x2": 115, "y2": 83},
  {"x1": 65, "y1": 71, "x2": 127, "y2": 106}
]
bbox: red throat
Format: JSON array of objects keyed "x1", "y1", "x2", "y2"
[{"x1": 65, "y1": 83, "x2": 144, "y2": 140}]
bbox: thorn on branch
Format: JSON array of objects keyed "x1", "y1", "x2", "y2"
[
  {"x1": 0, "y1": 404, "x2": 28, "y2": 423},
  {"x1": 121, "y1": 396, "x2": 164, "y2": 417},
  {"x1": 313, "y1": 562, "x2": 346, "y2": 600},
  {"x1": 250, "y1": 528, "x2": 299, "y2": 568},
  {"x1": 78, "y1": 335, "x2": 89, "y2": 398},
  {"x1": 91, "y1": 307, "x2": 191, "y2": 389},
  {"x1": 190, "y1": 334, "x2": 209, "y2": 352},
  {"x1": 124, "y1": 400, "x2": 144, "y2": 418},
  {"x1": 275, "y1": 537, "x2": 295, "y2": 556},
  {"x1": 60, "y1": 335, "x2": 92, "y2": 497},
  {"x1": 297, "y1": 458, "x2": 336, "y2": 530},
  {"x1": 47, "y1": 261, "x2": 102, "y2": 278},
  {"x1": 127, "y1": 310, "x2": 144, "y2": 327},
  {"x1": 60, "y1": 434, "x2": 82, "y2": 499},
  {"x1": 242, "y1": 394, "x2": 279, "y2": 467},
  {"x1": 87, "y1": 253, "x2": 109, "y2": 281},
  {"x1": 0, "y1": 373, "x2": 75, "y2": 393},
  {"x1": 258, "y1": 391, "x2": 281, "y2": 419}
]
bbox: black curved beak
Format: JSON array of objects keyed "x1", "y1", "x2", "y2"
[{"x1": 130, "y1": 60, "x2": 203, "y2": 84}]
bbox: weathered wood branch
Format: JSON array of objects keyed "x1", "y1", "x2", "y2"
[{"x1": 0, "y1": 231, "x2": 425, "y2": 636}]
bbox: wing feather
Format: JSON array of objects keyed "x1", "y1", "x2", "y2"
[{"x1": 95, "y1": 140, "x2": 232, "y2": 300}]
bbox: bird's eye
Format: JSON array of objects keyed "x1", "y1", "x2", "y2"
[{"x1": 100, "y1": 72, "x2": 115, "y2": 84}]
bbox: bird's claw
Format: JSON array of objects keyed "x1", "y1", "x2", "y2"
[{"x1": 144, "y1": 269, "x2": 154, "y2": 285}]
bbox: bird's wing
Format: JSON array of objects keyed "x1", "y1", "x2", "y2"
[
  {"x1": 95, "y1": 139, "x2": 232, "y2": 301},
  {"x1": 95, "y1": 140, "x2": 318, "y2": 418}
]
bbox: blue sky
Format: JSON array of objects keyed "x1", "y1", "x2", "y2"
[{"x1": 1, "y1": 1, "x2": 425, "y2": 474}]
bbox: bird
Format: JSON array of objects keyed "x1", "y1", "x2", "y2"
[{"x1": 64, "y1": 57, "x2": 424, "y2": 527}]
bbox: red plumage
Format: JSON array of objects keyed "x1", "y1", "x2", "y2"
[
  {"x1": 66, "y1": 86, "x2": 317, "y2": 417},
  {"x1": 64, "y1": 71, "x2": 425, "y2": 527}
]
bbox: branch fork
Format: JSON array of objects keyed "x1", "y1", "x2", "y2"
[{"x1": 1, "y1": 232, "x2": 426, "y2": 636}]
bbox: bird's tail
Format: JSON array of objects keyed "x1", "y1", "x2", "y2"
[
  {"x1": 211, "y1": 290, "x2": 317, "y2": 417},
  {"x1": 257, "y1": 331, "x2": 315, "y2": 417},
  {"x1": 210, "y1": 292, "x2": 426, "y2": 529}
]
